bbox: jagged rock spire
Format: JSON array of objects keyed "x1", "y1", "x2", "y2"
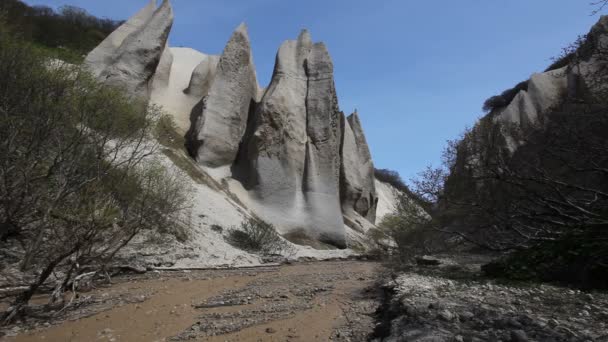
[
  {"x1": 99, "y1": 0, "x2": 174, "y2": 101},
  {"x1": 340, "y1": 110, "x2": 378, "y2": 230},
  {"x1": 188, "y1": 23, "x2": 260, "y2": 168},
  {"x1": 232, "y1": 31, "x2": 346, "y2": 247},
  {"x1": 84, "y1": 0, "x2": 157, "y2": 77}
]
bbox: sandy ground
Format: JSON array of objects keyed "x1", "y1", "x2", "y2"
[{"x1": 2, "y1": 261, "x2": 384, "y2": 342}]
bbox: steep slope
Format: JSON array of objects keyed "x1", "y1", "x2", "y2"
[
  {"x1": 150, "y1": 47, "x2": 219, "y2": 133},
  {"x1": 439, "y1": 16, "x2": 608, "y2": 249}
]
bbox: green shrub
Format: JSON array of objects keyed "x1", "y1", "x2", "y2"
[
  {"x1": 0, "y1": 0, "x2": 122, "y2": 64},
  {"x1": 0, "y1": 22, "x2": 191, "y2": 321},
  {"x1": 155, "y1": 113, "x2": 185, "y2": 151},
  {"x1": 226, "y1": 218, "x2": 291, "y2": 255}
]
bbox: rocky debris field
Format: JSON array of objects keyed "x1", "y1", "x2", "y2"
[
  {"x1": 375, "y1": 255, "x2": 608, "y2": 342},
  {"x1": 1, "y1": 256, "x2": 606, "y2": 341},
  {"x1": 0, "y1": 261, "x2": 384, "y2": 342}
]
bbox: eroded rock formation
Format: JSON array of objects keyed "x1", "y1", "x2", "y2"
[
  {"x1": 88, "y1": 0, "x2": 174, "y2": 101},
  {"x1": 340, "y1": 111, "x2": 378, "y2": 232},
  {"x1": 189, "y1": 23, "x2": 260, "y2": 168},
  {"x1": 446, "y1": 15, "x2": 608, "y2": 204},
  {"x1": 85, "y1": 1, "x2": 382, "y2": 248},
  {"x1": 84, "y1": 0, "x2": 157, "y2": 77}
]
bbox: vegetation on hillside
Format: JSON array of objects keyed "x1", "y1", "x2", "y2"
[
  {"x1": 396, "y1": 29, "x2": 608, "y2": 289},
  {"x1": 374, "y1": 168, "x2": 432, "y2": 212},
  {"x1": 226, "y1": 218, "x2": 293, "y2": 256},
  {"x1": 0, "y1": 0, "x2": 121, "y2": 63},
  {"x1": 0, "y1": 20, "x2": 191, "y2": 324}
]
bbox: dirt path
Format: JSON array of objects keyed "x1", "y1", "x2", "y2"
[{"x1": 3, "y1": 261, "x2": 384, "y2": 342}]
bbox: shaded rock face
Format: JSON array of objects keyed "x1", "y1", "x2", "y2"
[
  {"x1": 85, "y1": 2, "x2": 381, "y2": 249},
  {"x1": 340, "y1": 111, "x2": 378, "y2": 232},
  {"x1": 188, "y1": 23, "x2": 260, "y2": 168},
  {"x1": 446, "y1": 15, "x2": 608, "y2": 206}
]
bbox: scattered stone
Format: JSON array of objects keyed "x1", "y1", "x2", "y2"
[
  {"x1": 416, "y1": 256, "x2": 441, "y2": 266},
  {"x1": 438, "y1": 309, "x2": 455, "y2": 321},
  {"x1": 510, "y1": 330, "x2": 529, "y2": 342}
]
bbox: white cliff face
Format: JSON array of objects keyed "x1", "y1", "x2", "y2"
[
  {"x1": 229, "y1": 31, "x2": 348, "y2": 247},
  {"x1": 340, "y1": 111, "x2": 378, "y2": 230},
  {"x1": 150, "y1": 44, "x2": 174, "y2": 91},
  {"x1": 150, "y1": 48, "x2": 219, "y2": 133},
  {"x1": 84, "y1": 1, "x2": 387, "y2": 250},
  {"x1": 375, "y1": 180, "x2": 402, "y2": 223},
  {"x1": 189, "y1": 23, "x2": 261, "y2": 168},
  {"x1": 84, "y1": 0, "x2": 157, "y2": 78},
  {"x1": 90, "y1": 0, "x2": 174, "y2": 101},
  {"x1": 184, "y1": 55, "x2": 220, "y2": 99}
]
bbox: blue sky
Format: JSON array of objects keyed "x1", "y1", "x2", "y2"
[{"x1": 24, "y1": 0, "x2": 603, "y2": 181}]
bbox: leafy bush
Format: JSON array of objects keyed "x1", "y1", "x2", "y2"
[
  {"x1": 226, "y1": 218, "x2": 291, "y2": 255},
  {"x1": 367, "y1": 194, "x2": 444, "y2": 265},
  {"x1": 155, "y1": 114, "x2": 186, "y2": 151},
  {"x1": 0, "y1": 22, "x2": 190, "y2": 323},
  {"x1": 0, "y1": 0, "x2": 122, "y2": 63}
]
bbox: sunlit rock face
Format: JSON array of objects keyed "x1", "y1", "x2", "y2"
[
  {"x1": 84, "y1": 0, "x2": 157, "y2": 78},
  {"x1": 231, "y1": 31, "x2": 346, "y2": 247},
  {"x1": 340, "y1": 111, "x2": 378, "y2": 233},
  {"x1": 85, "y1": 1, "x2": 384, "y2": 249},
  {"x1": 85, "y1": 0, "x2": 174, "y2": 101},
  {"x1": 188, "y1": 23, "x2": 261, "y2": 168}
]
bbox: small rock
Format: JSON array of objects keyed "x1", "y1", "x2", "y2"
[
  {"x1": 266, "y1": 327, "x2": 276, "y2": 334},
  {"x1": 460, "y1": 311, "x2": 475, "y2": 321},
  {"x1": 510, "y1": 330, "x2": 529, "y2": 342},
  {"x1": 438, "y1": 309, "x2": 455, "y2": 321},
  {"x1": 416, "y1": 256, "x2": 441, "y2": 266}
]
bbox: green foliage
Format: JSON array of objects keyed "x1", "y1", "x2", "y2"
[
  {"x1": 0, "y1": 23, "x2": 190, "y2": 319},
  {"x1": 226, "y1": 218, "x2": 291, "y2": 255},
  {"x1": 368, "y1": 194, "x2": 440, "y2": 265},
  {"x1": 0, "y1": 0, "x2": 121, "y2": 63},
  {"x1": 155, "y1": 114, "x2": 186, "y2": 151}
]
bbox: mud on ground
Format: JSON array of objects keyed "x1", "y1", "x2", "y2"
[{"x1": 1, "y1": 261, "x2": 384, "y2": 342}]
